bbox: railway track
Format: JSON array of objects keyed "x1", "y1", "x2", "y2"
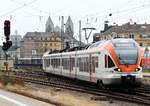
[{"x1": 12, "y1": 71, "x2": 150, "y2": 106}]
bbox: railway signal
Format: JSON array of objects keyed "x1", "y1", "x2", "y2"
[
  {"x1": 2, "y1": 41, "x2": 12, "y2": 51},
  {"x1": 2, "y1": 20, "x2": 12, "y2": 51},
  {"x1": 4, "y1": 20, "x2": 10, "y2": 38},
  {"x1": 2, "y1": 20, "x2": 12, "y2": 85}
]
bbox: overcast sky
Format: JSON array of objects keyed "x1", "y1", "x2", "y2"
[{"x1": 0, "y1": 0, "x2": 150, "y2": 45}]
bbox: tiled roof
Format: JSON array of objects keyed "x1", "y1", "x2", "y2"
[
  {"x1": 102, "y1": 23, "x2": 150, "y2": 35},
  {"x1": 21, "y1": 31, "x2": 84, "y2": 45},
  {"x1": 21, "y1": 32, "x2": 61, "y2": 41}
]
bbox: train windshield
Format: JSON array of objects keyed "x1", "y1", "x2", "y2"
[{"x1": 113, "y1": 42, "x2": 138, "y2": 65}]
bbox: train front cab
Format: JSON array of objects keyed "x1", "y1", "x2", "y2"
[{"x1": 101, "y1": 40, "x2": 142, "y2": 87}]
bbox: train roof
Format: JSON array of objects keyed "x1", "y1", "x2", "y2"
[
  {"x1": 88, "y1": 38, "x2": 137, "y2": 49},
  {"x1": 88, "y1": 40, "x2": 107, "y2": 49},
  {"x1": 18, "y1": 57, "x2": 42, "y2": 60},
  {"x1": 43, "y1": 38, "x2": 138, "y2": 57}
]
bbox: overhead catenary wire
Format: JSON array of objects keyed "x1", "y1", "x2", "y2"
[
  {"x1": 6, "y1": 0, "x2": 150, "y2": 27},
  {"x1": 9, "y1": 0, "x2": 49, "y2": 15},
  {"x1": 1, "y1": 0, "x2": 150, "y2": 45},
  {"x1": 0, "y1": 0, "x2": 38, "y2": 18},
  {"x1": 1, "y1": 0, "x2": 150, "y2": 27}
]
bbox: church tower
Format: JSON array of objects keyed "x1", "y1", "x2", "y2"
[
  {"x1": 65, "y1": 16, "x2": 74, "y2": 37},
  {"x1": 45, "y1": 16, "x2": 54, "y2": 33}
]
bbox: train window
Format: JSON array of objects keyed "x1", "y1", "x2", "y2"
[
  {"x1": 95, "y1": 57, "x2": 98, "y2": 68},
  {"x1": 70, "y1": 58, "x2": 75, "y2": 70},
  {"x1": 58, "y1": 59, "x2": 60, "y2": 67},
  {"x1": 51, "y1": 58, "x2": 60, "y2": 68},
  {"x1": 49, "y1": 59, "x2": 50, "y2": 66},
  {"x1": 54, "y1": 59, "x2": 57, "y2": 68},
  {"x1": 85, "y1": 57, "x2": 88, "y2": 72},
  {"x1": 54, "y1": 59, "x2": 56, "y2": 68},
  {"x1": 78, "y1": 57, "x2": 88, "y2": 72},
  {"x1": 67, "y1": 58, "x2": 70, "y2": 70},
  {"x1": 77, "y1": 58, "x2": 80, "y2": 67},
  {"x1": 51, "y1": 59, "x2": 54, "y2": 67},
  {"x1": 62, "y1": 58, "x2": 70, "y2": 70},
  {"x1": 37, "y1": 59, "x2": 42, "y2": 64},
  {"x1": 92, "y1": 56, "x2": 98, "y2": 73},
  {"x1": 105, "y1": 55, "x2": 108, "y2": 68},
  {"x1": 108, "y1": 56, "x2": 115, "y2": 68},
  {"x1": 80, "y1": 58, "x2": 84, "y2": 72},
  {"x1": 55, "y1": 58, "x2": 58, "y2": 68},
  {"x1": 45, "y1": 58, "x2": 50, "y2": 67},
  {"x1": 62, "y1": 58, "x2": 64, "y2": 67},
  {"x1": 114, "y1": 43, "x2": 135, "y2": 48}
]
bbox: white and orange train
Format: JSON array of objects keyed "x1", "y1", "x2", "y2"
[{"x1": 42, "y1": 38, "x2": 143, "y2": 87}]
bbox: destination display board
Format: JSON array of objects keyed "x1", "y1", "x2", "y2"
[{"x1": 114, "y1": 43, "x2": 135, "y2": 48}]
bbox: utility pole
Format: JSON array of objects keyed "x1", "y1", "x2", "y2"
[
  {"x1": 2, "y1": 20, "x2": 12, "y2": 85},
  {"x1": 79, "y1": 20, "x2": 81, "y2": 46},
  {"x1": 61, "y1": 16, "x2": 64, "y2": 50},
  {"x1": 60, "y1": 16, "x2": 64, "y2": 75},
  {"x1": 82, "y1": 27, "x2": 96, "y2": 44},
  {"x1": 15, "y1": 31, "x2": 18, "y2": 68}
]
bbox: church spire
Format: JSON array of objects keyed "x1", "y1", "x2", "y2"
[
  {"x1": 45, "y1": 16, "x2": 54, "y2": 33},
  {"x1": 65, "y1": 16, "x2": 74, "y2": 37}
]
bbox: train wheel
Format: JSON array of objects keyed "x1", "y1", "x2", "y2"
[{"x1": 97, "y1": 80, "x2": 104, "y2": 88}]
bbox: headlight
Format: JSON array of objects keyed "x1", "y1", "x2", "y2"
[
  {"x1": 136, "y1": 68, "x2": 140, "y2": 72},
  {"x1": 114, "y1": 68, "x2": 121, "y2": 72}
]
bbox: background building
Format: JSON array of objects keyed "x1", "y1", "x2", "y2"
[
  {"x1": 0, "y1": 46, "x2": 4, "y2": 59},
  {"x1": 93, "y1": 22, "x2": 150, "y2": 47},
  {"x1": 20, "y1": 16, "x2": 83, "y2": 58},
  {"x1": 93, "y1": 22, "x2": 150, "y2": 70},
  {"x1": 10, "y1": 34, "x2": 22, "y2": 48},
  {"x1": 20, "y1": 32, "x2": 62, "y2": 58},
  {"x1": 45, "y1": 16, "x2": 54, "y2": 33},
  {"x1": 4, "y1": 33, "x2": 22, "y2": 60},
  {"x1": 63, "y1": 16, "x2": 80, "y2": 48},
  {"x1": 65, "y1": 16, "x2": 74, "y2": 37}
]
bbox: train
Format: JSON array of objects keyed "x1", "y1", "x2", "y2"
[{"x1": 43, "y1": 38, "x2": 142, "y2": 87}]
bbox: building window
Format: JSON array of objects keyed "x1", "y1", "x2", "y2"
[
  {"x1": 56, "y1": 37, "x2": 61, "y2": 41},
  {"x1": 31, "y1": 50, "x2": 36, "y2": 55},
  {"x1": 42, "y1": 37, "x2": 45, "y2": 41},
  {"x1": 132, "y1": 34, "x2": 134, "y2": 38},
  {"x1": 51, "y1": 37, "x2": 54, "y2": 40},
  {"x1": 139, "y1": 34, "x2": 143, "y2": 38},
  {"x1": 147, "y1": 43, "x2": 150, "y2": 46},
  {"x1": 148, "y1": 34, "x2": 150, "y2": 38},
  {"x1": 129, "y1": 34, "x2": 134, "y2": 38},
  {"x1": 29, "y1": 37, "x2": 32, "y2": 40},
  {"x1": 47, "y1": 37, "x2": 50, "y2": 40},
  {"x1": 140, "y1": 43, "x2": 143, "y2": 46}
]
